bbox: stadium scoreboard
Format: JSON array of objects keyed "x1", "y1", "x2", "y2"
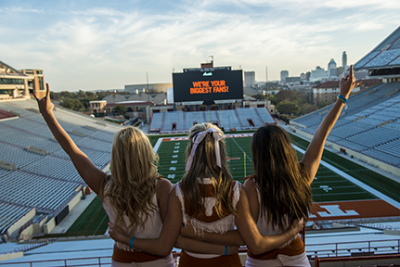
[{"x1": 172, "y1": 67, "x2": 243, "y2": 104}]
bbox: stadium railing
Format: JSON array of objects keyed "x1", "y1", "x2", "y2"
[{"x1": 314, "y1": 254, "x2": 400, "y2": 267}]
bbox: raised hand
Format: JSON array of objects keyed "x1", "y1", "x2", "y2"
[
  {"x1": 339, "y1": 65, "x2": 362, "y2": 99},
  {"x1": 33, "y1": 83, "x2": 54, "y2": 116}
]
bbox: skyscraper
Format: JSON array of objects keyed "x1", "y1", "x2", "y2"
[
  {"x1": 342, "y1": 51, "x2": 347, "y2": 71},
  {"x1": 328, "y1": 59, "x2": 337, "y2": 77},
  {"x1": 280, "y1": 70, "x2": 289, "y2": 84},
  {"x1": 244, "y1": 71, "x2": 256, "y2": 87}
]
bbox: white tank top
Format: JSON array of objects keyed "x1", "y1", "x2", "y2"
[{"x1": 103, "y1": 180, "x2": 163, "y2": 252}]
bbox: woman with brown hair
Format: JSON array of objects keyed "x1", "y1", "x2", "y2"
[
  {"x1": 242, "y1": 65, "x2": 361, "y2": 266},
  {"x1": 179, "y1": 66, "x2": 360, "y2": 266},
  {"x1": 109, "y1": 122, "x2": 303, "y2": 267}
]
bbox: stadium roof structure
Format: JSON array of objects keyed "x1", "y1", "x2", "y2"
[
  {"x1": 354, "y1": 26, "x2": 400, "y2": 71},
  {"x1": 0, "y1": 60, "x2": 27, "y2": 78}
]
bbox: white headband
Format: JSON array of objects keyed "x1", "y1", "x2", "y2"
[{"x1": 185, "y1": 128, "x2": 224, "y2": 171}]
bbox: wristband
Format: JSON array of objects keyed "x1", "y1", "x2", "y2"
[
  {"x1": 337, "y1": 94, "x2": 348, "y2": 109},
  {"x1": 129, "y1": 237, "x2": 136, "y2": 249},
  {"x1": 337, "y1": 94, "x2": 347, "y2": 103},
  {"x1": 224, "y1": 245, "x2": 229, "y2": 256}
]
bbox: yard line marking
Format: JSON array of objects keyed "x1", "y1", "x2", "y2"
[
  {"x1": 231, "y1": 138, "x2": 252, "y2": 163},
  {"x1": 154, "y1": 138, "x2": 163, "y2": 152},
  {"x1": 292, "y1": 144, "x2": 400, "y2": 209}
]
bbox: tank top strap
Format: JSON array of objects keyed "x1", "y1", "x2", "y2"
[
  {"x1": 232, "y1": 181, "x2": 242, "y2": 209},
  {"x1": 173, "y1": 182, "x2": 188, "y2": 226}
]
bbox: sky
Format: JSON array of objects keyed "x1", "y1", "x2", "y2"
[{"x1": 1, "y1": 0, "x2": 399, "y2": 91}]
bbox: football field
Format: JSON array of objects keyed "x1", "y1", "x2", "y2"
[{"x1": 155, "y1": 133, "x2": 400, "y2": 221}]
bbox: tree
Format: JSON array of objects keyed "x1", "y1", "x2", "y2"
[
  {"x1": 276, "y1": 100, "x2": 300, "y2": 115},
  {"x1": 300, "y1": 103, "x2": 318, "y2": 115},
  {"x1": 61, "y1": 97, "x2": 85, "y2": 111},
  {"x1": 114, "y1": 105, "x2": 127, "y2": 115}
]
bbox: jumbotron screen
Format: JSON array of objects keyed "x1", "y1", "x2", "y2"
[{"x1": 172, "y1": 68, "x2": 243, "y2": 103}]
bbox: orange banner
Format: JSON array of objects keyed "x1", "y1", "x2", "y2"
[{"x1": 190, "y1": 80, "x2": 229, "y2": 94}]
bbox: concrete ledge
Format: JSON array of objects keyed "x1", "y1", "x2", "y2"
[{"x1": 0, "y1": 252, "x2": 23, "y2": 261}]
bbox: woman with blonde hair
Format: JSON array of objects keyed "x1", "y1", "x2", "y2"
[
  {"x1": 35, "y1": 85, "x2": 224, "y2": 267},
  {"x1": 109, "y1": 122, "x2": 303, "y2": 267}
]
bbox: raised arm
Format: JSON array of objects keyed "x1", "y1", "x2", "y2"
[
  {"x1": 34, "y1": 84, "x2": 106, "y2": 195},
  {"x1": 300, "y1": 65, "x2": 361, "y2": 184}
]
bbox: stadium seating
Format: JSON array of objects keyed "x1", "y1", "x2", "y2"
[
  {"x1": 0, "y1": 203, "x2": 33, "y2": 235},
  {"x1": 292, "y1": 82, "x2": 400, "y2": 167},
  {"x1": 0, "y1": 99, "x2": 121, "y2": 236},
  {"x1": 150, "y1": 107, "x2": 274, "y2": 133},
  {"x1": 149, "y1": 112, "x2": 164, "y2": 131}
]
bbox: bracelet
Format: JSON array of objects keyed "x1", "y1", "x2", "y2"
[
  {"x1": 129, "y1": 237, "x2": 136, "y2": 249},
  {"x1": 337, "y1": 94, "x2": 348, "y2": 109},
  {"x1": 337, "y1": 94, "x2": 347, "y2": 103},
  {"x1": 224, "y1": 245, "x2": 229, "y2": 256}
]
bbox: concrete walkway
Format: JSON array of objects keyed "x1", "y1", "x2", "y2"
[{"x1": 51, "y1": 193, "x2": 98, "y2": 234}]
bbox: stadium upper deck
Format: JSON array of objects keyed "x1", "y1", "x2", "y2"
[{"x1": 292, "y1": 82, "x2": 400, "y2": 168}]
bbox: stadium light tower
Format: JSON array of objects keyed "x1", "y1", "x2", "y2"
[{"x1": 265, "y1": 66, "x2": 268, "y2": 101}]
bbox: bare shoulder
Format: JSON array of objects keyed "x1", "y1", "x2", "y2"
[
  {"x1": 156, "y1": 178, "x2": 172, "y2": 202},
  {"x1": 244, "y1": 178, "x2": 256, "y2": 192},
  {"x1": 158, "y1": 178, "x2": 173, "y2": 190}
]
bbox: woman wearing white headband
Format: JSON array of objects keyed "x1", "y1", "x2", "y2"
[{"x1": 109, "y1": 123, "x2": 303, "y2": 267}]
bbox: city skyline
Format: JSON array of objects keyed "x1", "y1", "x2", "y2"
[{"x1": 1, "y1": 0, "x2": 399, "y2": 91}]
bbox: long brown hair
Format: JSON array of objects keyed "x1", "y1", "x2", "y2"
[
  {"x1": 252, "y1": 125, "x2": 312, "y2": 231},
  {"x1": 181, "y1": 123, "x2": 238, "y2": 218},
  {"x1": 100, "y1": 127, "x2": 159, "y2": 234}
]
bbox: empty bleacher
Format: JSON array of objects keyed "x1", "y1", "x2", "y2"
[
  {"x1": 0, "y1": 171, "x2": 79, "y2": 214},
  {"x1": 0, "y1": 99, "x2": 122, "y2": 235},
  {"x1": 0, "y1": 203, "x2": 33, "y2": 234},
  {"x1": 150, "y1": 107, "x2": 274, "y2": 133},
  {"x1": 292, "y1": 82, "x2": 400, "y2": 167},
  {"x1": 149, "y1": 112, "x2": 164, "y2": 132}
]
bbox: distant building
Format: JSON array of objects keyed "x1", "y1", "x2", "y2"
[
  {"x1": 124, "y1": 83, "x2": 172, "y2": 93},
  {"x1": 286, "y1": 77, "x2": 301, "y2": 86},
  {"x1": 310, "y1": 66, "x2": 328, "y2": 82},
  {"x1": 328, "y1": 59, "x2": 337, "y2": 78},
  {"x1": 342, "y1": 51, "x2": 347, "y2": 71},
  {"x1": 337, "y1": 66, "x2": 344, "y2": 77},
  {"x1": 312, "y1": 79, "x2": 381, "y2": 106},
  {"x1": 0, "y1": 60, "x2": 46, "y2": 100},
  {"x1": 305, "y1": 72, "x2": 311, "y2": 81},
  {"x1": 244, "y1": 71, "x2": 256, "y2": 87},
  {"x1": 89, "y1": 100, "x2": 107, "y2": 115},
  {"x1": 280, "y1": 70, "x2": 289, "y2": 84}
]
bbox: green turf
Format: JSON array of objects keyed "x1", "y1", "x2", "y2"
[
  {"x1": 155, "y1": 135, "x2": 380, "y2": 203},
  {"x1": 66, "y1": 196, "x2": 109, "y2": 236},
  {"x1": 289, "y1": 133, "x2": 400, "y2": 203}
]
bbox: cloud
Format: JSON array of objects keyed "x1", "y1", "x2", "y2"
[
  {"x1": 3, "y1": 7, "x2": 46, "y2": 14},
  {"x1": 0, "y1": 1, "x2": 398, "y2": 89}
]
